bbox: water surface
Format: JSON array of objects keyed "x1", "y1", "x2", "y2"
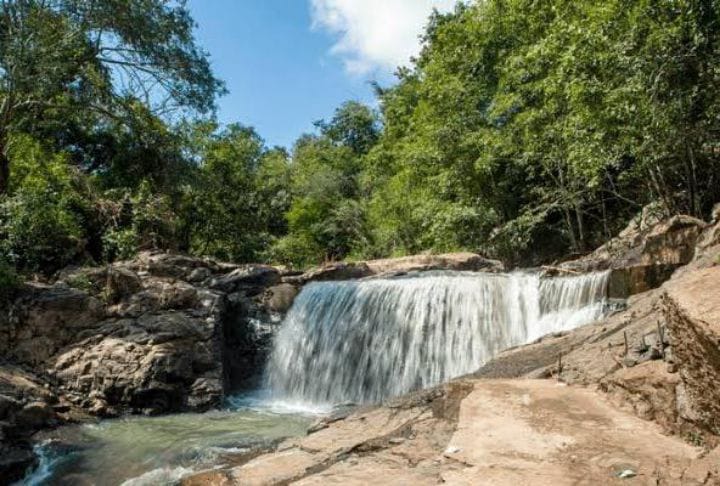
[{"x1": 23, "y1": 398, "x2": 313, "y2": 486}]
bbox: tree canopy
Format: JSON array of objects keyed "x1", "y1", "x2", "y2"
[
  {"x1": 0, "y1": 0, "x2": 224, "y2": 193},
  {"x1": 2, "y1": 0, "x2": 720, "y2": 280}
]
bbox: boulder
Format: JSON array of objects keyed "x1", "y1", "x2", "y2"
[
  {"x1": 59, "y1": 265, "x2": 143, "y2": 303},
  {"x1": 364, "y1": 252, "x2": 504, "y2": 276},
  {"x1": 49, "y1": 303, "x2": 227, "y2": 416},
  {"x1": 138, "y1": 252, "x2": 222, "y2": 280},
  {"x1": 263, "y1": 284, "x2": 300, "y2": 314},
  {"x1": 209, "y1": 265, "x2": 280, "y2": 295},
  {"x1": 1, "y1": 253, "x2": 284, "y2": 419},
  {"x1": 0, "y1": 284, "x2": 105, "y2": 366},
  {"x1": 283, "y1": 262, "x2": 373, "y2": 284},
  {"x1": 0, "y1": 365, "x2": 59, "y2": 483},
  {"x1": 695, "y1": 209, "x2": 720, "y2": 262},
  {"x1": 0, "y1": 443, "x2": 37, "y2": 484},
  {"x1": 663, "y1": 266, "x2": 720, "y2": 436}
]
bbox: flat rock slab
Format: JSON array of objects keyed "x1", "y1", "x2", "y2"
[
  {"x1": 186, "y1": 380, "x2": 707, "y2": 485},
  {"x1": 443, "y1": 380, "x2": 699, "y2": 485}
]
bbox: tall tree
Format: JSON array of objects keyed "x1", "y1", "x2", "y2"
[{"x1": 0, "y1": 0, "x2": 224, "y2": 193}]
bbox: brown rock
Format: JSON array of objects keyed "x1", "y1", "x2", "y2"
[
  {"x1": 262, "y1": 284, "x2": 299, "y2": 313},
  {"x1": 663, "y1": 266, "x2": 720, "y2": 436},
  {"x1": 184, "y1": 380, "x2": 703, "y2": 486},
  {"x1": 562, "y1": 209, "x2": 707, "y2": 297},
  {"x1": 14, "y1": 401, "x2": 54, "y2": 429},
  {"x1": 210, "y1": 265, "x2": 280, "y2": 294},
  {"x1": 285, "y1": 252, "x2": 503, "y2": 285},
  {"x1": 284, "y1": 261, "x2": 373, "y2": 284},
  {"x1": 364, "y1": 252, "x2": 504, "y2": 275}
]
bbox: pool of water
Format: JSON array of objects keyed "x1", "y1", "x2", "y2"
[{"x1": 20, "y1": 395, "x2": 318, "y2": 486}]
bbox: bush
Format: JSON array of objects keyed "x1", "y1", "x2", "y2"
[
  {"x1": 102, "y1": 227, "x2": 140, "y2": 262},
  {"x1": 131, "y1": 180, "x2": 179, "y2": 252},
  {"x1": 0, "y1": 137, "x2": 87, "y2": 273},
  {"x1": 0, "y1": 258, "x2": 20, "y2": 302},
  {"x1": 266, "y1": 233, "x2": 323, "y2": 269}
]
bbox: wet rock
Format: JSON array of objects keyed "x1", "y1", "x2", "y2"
[
  {"x1": 14, "y1": 401, "x2": 54, "y2": 429},
  {"x1": 0, "y1": 442, "x2": 37, "y2": 484},
  {"x1": 263, "y1": 283, "x2": 299, "y2": 313},
  {"x1": 209, "y1": 265, "x2": 280, "y2": 294},
  {"x1": 0, "y1": 394, "x2": 20, "y2": 420}
]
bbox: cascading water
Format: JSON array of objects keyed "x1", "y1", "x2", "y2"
[{"x1": 265, "y1": 270, "x2": 611, "y2": 405}]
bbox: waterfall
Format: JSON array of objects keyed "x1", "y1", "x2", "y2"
[{"x1": 265, "y1": 270, "x2": 611, "y2": 405}]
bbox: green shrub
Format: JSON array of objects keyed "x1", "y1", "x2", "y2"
[
  {"x1": 266, "y1": 233, "x2": 323, "y2": 270},
  {"x1": 131, "y1": 180, "x2": 179, "y2": 252},
  {"x1": 102, "y1": 227, "x2": 140, "y2": 262},
  {"x1": 0, "y1": 258, "x2": 20, "y2": 302},
  {"x1": 0, "y1": 137, "x2": 87, "y2": 273}
]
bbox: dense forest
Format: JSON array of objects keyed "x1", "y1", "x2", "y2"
[{"x1": 1, "y1": 0, "x2": 720, "y2": 290}]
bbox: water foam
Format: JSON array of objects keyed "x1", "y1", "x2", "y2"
[{"x1": 265, "y1": 270, "x2": 611, "y2": 405}]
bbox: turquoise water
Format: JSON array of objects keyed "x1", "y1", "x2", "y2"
[{"x1": 21, "y1": 396, "x2": 315, "y2": 486}]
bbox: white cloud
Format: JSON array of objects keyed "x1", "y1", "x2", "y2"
[{"x1": 310, "y1": 0, "x2": 459, "y2": 75}]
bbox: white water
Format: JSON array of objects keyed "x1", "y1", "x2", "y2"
[{"x1": 265, "y1": 270, "x2": 611, "y2": 405}]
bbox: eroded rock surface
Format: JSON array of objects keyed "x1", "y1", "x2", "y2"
[
  {"x1": 0, "y1": 365, "x2": 67, "y2": 484},
  {"x1": 283, "y1": 252, "x2": 503, "y2": 285},
  {"x1": 559, "y1": 208, "x2": 707, "y2": 297},
  {"x1": 0, "y1": 252, "x2": 289, "y2": 482},
  {"x1": 474, "y1": 266, "x2": 720, "y2": 449},
  {"x1": 183, "y1": 380, "x2": 715, "y2": 485}
]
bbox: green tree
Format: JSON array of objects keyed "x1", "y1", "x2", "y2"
[
  {"x1": 182, "y1": 123, "x2": 291, "y2": 262},
  {"x1": 0, "y1": 0, "x2": 224, "y2": 193},
  {"x1": 272, "y1": 102, "x2": 380, "y2": 267}
]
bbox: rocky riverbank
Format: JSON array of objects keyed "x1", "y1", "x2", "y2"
[
  {"x1": 0, "y1": 250, "x2": 499, "y2": 483},
  {"x1": 182, "y1": 380, "x2": 718, "y2": 485}
]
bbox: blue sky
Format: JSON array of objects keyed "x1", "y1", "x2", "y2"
[{"x1": 188, "y1": 0, "x2": 457, "y2": 149}]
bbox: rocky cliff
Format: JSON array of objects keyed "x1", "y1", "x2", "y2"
[{"x1": 2, "y1": 208, "x2": 719, "y2": 484}]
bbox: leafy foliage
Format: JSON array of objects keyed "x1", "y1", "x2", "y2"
[
  {"x1": 0, "y1": 136, "x2": 88, "y2": 272},
  {"x1": 2, "y1": 0, "x2": 720, "y2": 281},
  {"x1": 0, "y1": 255, "x2": 19, "y2": 302}
]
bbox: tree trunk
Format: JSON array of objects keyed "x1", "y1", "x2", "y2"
[
  {"x1": 563, "y1": 206, "x2": 578, "y2": 252},
  {"x1": 0, "y1": 145, "x2": 9, "y2": 196},
  {"x1": 574, "y1": 203, "x2": 586, "y2": 252},
  {"x1": 687, "y1": 143, "x2": 700, "y2": 217}
]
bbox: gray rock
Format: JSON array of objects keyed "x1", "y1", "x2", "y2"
[
  {"x1": 15, "y1": 401, "x2": 54, "y2": 429},
  {"x1": 210, "y1": 265, "x2": 280, "y2": 294},
  {"x1": 263, "y1": 284, "x2": 299, "y2": 313}
]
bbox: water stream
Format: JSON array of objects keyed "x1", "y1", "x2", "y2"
[{"x1": 20, "y1": 399, "x2": 313, "y2": 486}]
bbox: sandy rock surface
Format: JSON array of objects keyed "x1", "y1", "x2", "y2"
[{"x1": 183, "y1": 380, "x2": 715, "y2": 485}]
